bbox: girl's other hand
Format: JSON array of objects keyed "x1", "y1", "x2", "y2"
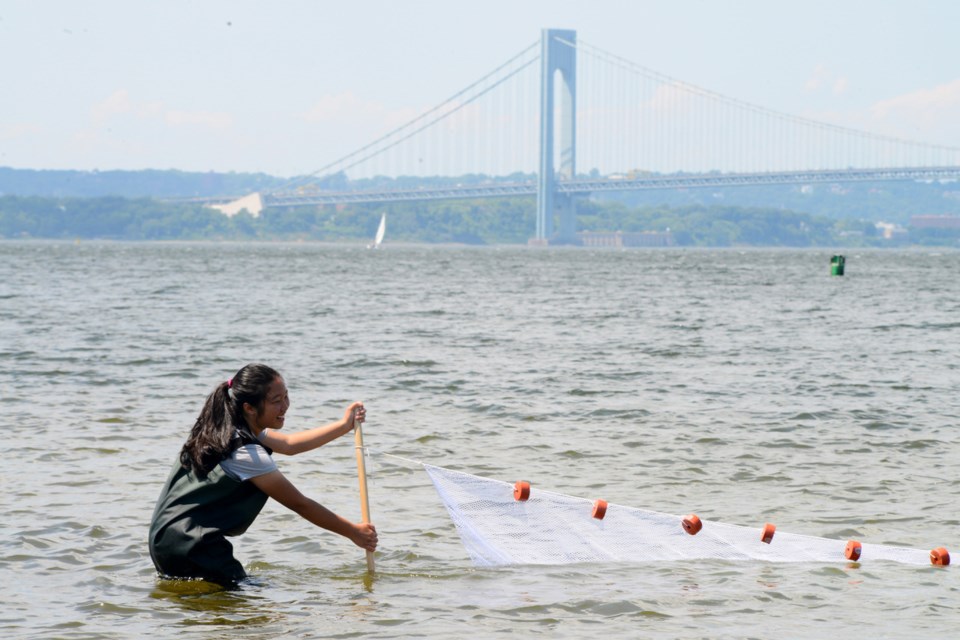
[{"x1": 351, "y1": 522, "x2": 378, "y2": 552}]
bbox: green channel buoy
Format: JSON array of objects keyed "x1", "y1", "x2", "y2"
[{"x1": 830, "y1": 254, "x2": 845, "y2": 276}]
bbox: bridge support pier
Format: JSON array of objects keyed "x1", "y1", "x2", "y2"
[{"x1": 534, "y1": 28, "x2": 577, "y2": 245}]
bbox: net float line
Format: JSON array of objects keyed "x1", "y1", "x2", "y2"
[
  {"x1": 421, "y1": 464, "x2": 949, "y2": 568},
  {"x1": 365, "y1": 451, "x2": 950, "y2": 569}
]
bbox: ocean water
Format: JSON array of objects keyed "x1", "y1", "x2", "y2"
[{"x1": 2, "y1": 241, "x2": 959, "y2": 639}]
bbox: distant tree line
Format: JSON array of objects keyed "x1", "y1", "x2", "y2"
[
  {"x1": 2, "y1": 166, "x2": 957, "y2": 245},
  {"x1": 0, "y1": 196, "x2": 234, "y2": 240},
  {"x1": 4, "y1": 166, "x2": 960, "y2": 226},
  {"x1": 3, "y1": 193, "x2": 958, "y2": 246},
  {"x1": 0, "y1": 195, "x2": 535, "y2": 243}
]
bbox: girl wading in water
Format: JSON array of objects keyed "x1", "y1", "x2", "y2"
[{"x1": 149, "y1": 363, "x2": 378, "y2": 584}]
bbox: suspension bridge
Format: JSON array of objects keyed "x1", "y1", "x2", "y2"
[{"x1": 214, "y1": 29, "x2": 960, "y2": 244}]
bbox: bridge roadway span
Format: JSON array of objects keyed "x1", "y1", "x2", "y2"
[
  {"x1": 257, "y1": 166, "x2": 960, "y2": 208},
  {"x1": 179, "y1": 166, "x2": 960, "y2": 210}
]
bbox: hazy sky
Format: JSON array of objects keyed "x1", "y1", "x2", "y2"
[{"x1": 3, "y1": 0, "x2": 959, "y2": 177}]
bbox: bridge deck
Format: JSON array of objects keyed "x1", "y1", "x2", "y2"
[{"x1": 255, "y1": 166, "x2": 960, "y2": 208}]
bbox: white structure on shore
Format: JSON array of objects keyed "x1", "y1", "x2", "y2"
[{"x1": 210, "y1": 192, "x2": 264, "y2": 217}]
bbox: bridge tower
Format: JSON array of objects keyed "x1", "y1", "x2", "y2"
[{"x1": 535, "y1": 29, "x2": 577, "y2": 244}]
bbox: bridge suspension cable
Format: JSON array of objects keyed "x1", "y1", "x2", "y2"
[
  {"x1": 570, "y1": 38, "x2": 960, "y2": 175},
  {"x1": 273, "y1": 41, "x2": 541, "y2": 194}
]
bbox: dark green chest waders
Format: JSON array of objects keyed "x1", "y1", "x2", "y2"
[{"x1": 148, "y1": 438, "x2": 273, "y2": 584}]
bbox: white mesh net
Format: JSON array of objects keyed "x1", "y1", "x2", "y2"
[{"x1": 424, "y1": 464, "x2": 933, "y2": 567}]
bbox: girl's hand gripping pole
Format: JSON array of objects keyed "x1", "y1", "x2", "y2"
[{"x1": 354, "y1": 416, "x2": 375, "y2": 574}]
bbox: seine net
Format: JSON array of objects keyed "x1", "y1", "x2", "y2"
[{"x1": 423, "y1": 464, "x2": 932, "y2": 567}]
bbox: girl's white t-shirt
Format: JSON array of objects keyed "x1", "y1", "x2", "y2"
[{"x1": 220, "y1": 441, "x2": 277, "y2": 481}]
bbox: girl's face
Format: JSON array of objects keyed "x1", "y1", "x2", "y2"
[{"x1": 252, "y1": 377, "x2": 290, "y2": 431}]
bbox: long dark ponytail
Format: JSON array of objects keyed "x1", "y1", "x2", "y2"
[{"x1": 180, "y1": 363, "x2": 281, "y2": 478}]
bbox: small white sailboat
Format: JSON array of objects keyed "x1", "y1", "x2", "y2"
[{"x1": 367, "y1": 213, "x2": 386, "y2": 249}]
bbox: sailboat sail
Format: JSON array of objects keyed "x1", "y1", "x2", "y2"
[{"x1": 372, "y1": 214, "x2": 386, "y2": 248}]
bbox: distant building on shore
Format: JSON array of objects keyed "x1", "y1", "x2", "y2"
[
  {"x1": 910, "y1": 215, "x2": 960, "y2": 229},
  {"x1": 577, "y1": 230, "x2": 675, "y2": 247}
]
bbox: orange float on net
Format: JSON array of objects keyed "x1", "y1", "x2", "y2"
[
  {"x1": 592, "y1": 499, "x2": 608, "y2": 520},
  {"x1": 761, "y1": 522, "x2": 776, "y2": 544},
  {"x1": 682, "y1": 514, "x2": 702, "y2": 535},
  {"x1": 844, "y1": 540, "x2": 862, "y2": 561},
  {"x1": 513, "y1": 480, "x2": 531, "y2": 501},
  {"x1": 930, "y1": 547, "x2": 950, "y2": 567}
]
